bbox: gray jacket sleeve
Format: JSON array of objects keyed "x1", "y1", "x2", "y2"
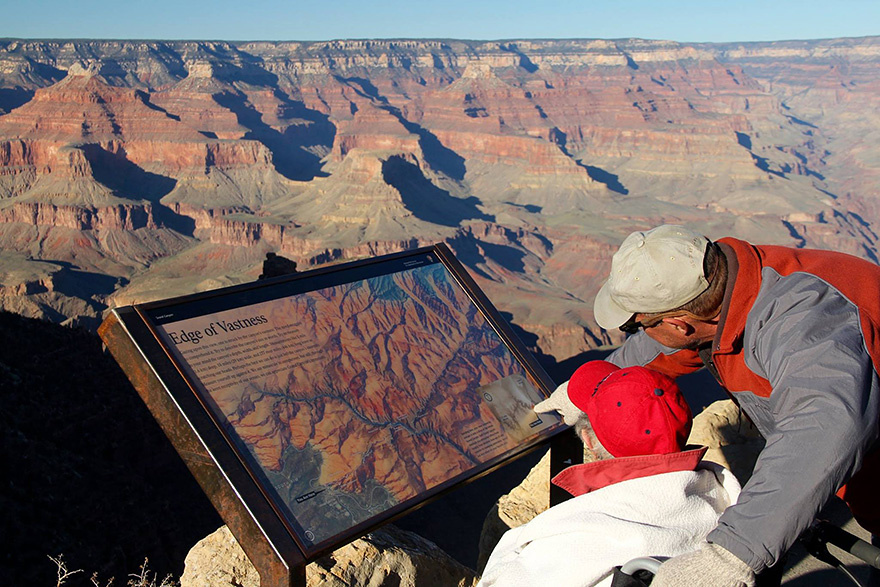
[
  {"x1": 707, "y1": 269, "x2": 880, "y2": 572},
  {"x1": 606, "y1": 330, "x2": 684, "y2": 368},
  {"x1": 606, "y1": 330, "x2": 705, "y2": 377}
]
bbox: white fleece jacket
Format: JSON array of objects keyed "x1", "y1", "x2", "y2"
[{"x1": 478, "y1": 462, "x2": 741, "y2": 587}]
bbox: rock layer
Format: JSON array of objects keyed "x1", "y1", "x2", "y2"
[{"x1": 0, "y1": 37, "x2": 878, "y2": 359}]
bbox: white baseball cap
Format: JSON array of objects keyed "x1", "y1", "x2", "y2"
[{"x1": 593, "y1": 225, "x2": 711, "y2": 330}]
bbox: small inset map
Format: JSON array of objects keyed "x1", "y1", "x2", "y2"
[
  {"x1": 156, "y1": 261, "x2": 560, "y2": 548},
  {"x1": 479, "y1": 374, "x2": 548, "y2": 443}
]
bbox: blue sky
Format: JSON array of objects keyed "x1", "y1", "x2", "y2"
[{"x1": 1, "y1": 0, "x2": 878, "y2": 43}]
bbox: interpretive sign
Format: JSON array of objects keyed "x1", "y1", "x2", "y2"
[{"x1": 99, "y1": 243, "x2": 564, "y2": 585}]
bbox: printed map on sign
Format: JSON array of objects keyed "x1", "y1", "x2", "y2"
[{"x1": 154, "y1": 261, "x2": 558, "y2": 547}]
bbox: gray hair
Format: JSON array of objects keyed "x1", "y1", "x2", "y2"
[{"x1": 573, "y1": 412, "x2": 615, "y2": 462}]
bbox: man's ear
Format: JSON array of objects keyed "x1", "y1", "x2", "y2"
[{"x1": 662, "y1": 316, "x2": 693, "y2": 334}]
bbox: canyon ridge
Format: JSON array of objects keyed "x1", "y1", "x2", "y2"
[{"x1": 1, "y1": 36, "x2": 879, "y2": 360}]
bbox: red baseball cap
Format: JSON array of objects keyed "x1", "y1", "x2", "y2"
[{"x1": 567, "y1": 360, "x2": 692, "y2": 458}]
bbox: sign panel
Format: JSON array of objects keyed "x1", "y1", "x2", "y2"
[{"x1": 102, "y1": 243, "x2": 563, "y2": 567}]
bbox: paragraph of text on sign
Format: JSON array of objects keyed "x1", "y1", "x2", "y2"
[{"x1": 177, "y1": 322, "x2": 324, "y2": 391}]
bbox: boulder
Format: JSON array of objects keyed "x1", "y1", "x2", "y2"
[
  {"x1": 180, "y1": 525, "x2": 261, "y2": 587},
  {"x1": 687, "y1": 398, "x2": 765, "y2": 485},
  {"x1": 180, "y1": 524, "x2": 478, "y2": 587}
]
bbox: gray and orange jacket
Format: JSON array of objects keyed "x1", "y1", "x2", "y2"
[{"x1": 607, "y1": 236, "x2": 880, "y2": 573}]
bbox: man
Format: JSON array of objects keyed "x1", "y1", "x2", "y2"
[
  {"x1": 580, "y1": 224, "x2": 880, "y2": 586},
  {"x1": 478, "y1": 360, "x2": 741, "y2": 587}
]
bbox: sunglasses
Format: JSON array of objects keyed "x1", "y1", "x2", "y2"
[
  {"x1": 619, "y1": 306, "x2": 722, "y2": 334},
  {"x1": 619, "y1": 315, "x2": 667, "y2": 334}
]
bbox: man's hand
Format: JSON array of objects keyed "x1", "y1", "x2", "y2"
[
  {"x1": 651, "y1": 543, "x2": 756, "y2": 587},
  {"x1": 533, "y1": 381, "x2": 581, "y2": 426}
]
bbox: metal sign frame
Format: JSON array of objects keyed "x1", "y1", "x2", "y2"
[{"x1": 99, "y1": 243, "x2": 565, "y2": 585}]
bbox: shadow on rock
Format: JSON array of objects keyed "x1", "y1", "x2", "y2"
[
  {"x1": 80, "y1": 143, "x2": 177, "y2": 203},
  {"x1": 213, "y1": 90, "x2": 334, "y2": 181},
  {"x1": 382, "y1": 155, "x2": 491, "y2": 227}
]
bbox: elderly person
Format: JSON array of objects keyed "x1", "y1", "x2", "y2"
[{"x1": 477, "y1": 361, "x2": 740, "y2": 587}]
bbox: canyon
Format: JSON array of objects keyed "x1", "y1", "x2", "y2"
[{"x1": 1, "y1": 36, "x2": 879, "y2": 360}]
